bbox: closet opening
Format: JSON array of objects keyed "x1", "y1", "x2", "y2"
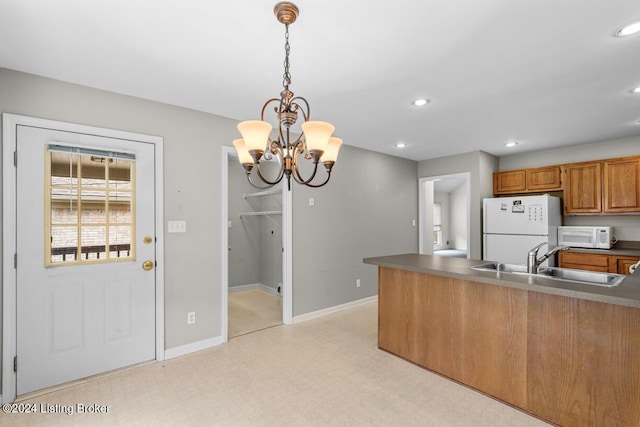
[{"x1": 226, "y1": 152, "x2": 285, "y2": 338}]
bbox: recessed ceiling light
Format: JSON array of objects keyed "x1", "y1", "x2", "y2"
[
  {"x1": 616, "y1": 21, "x2": 640, "y2": 37},
  {"x1": 412, "y1": 98, "x2": 430, "y2": 107},
  {"x1": 633, "y1": 86, "x2": 640, "y2": 94},
  {"x1": 395, "y1": 143, "x2": 407, "y2": 148},
  {"x1": 505, "y1": 141, "x2": 518, "y2": 148}
]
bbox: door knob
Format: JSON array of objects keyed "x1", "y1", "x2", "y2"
[{"x1": 142, "y1": 260, "x2": 154, "y2": 271}]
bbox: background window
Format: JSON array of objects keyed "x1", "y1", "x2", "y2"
[{"x1": 433, "y1": 202, "x2": 442, "y2": 246}]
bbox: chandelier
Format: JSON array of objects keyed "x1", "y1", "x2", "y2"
[{"x1": 232, "y1": 2, "x2": 342, "y2": 190}]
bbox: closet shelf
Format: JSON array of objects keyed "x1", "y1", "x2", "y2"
[
  {"x1": 243, "y1": 189, "x2": 281, "y2": 199},
  {"x1": 239, "y1": 210, "x2": 282, "y2": 218}
]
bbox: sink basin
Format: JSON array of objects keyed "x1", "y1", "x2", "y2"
[
  {"x1": 471, "y1": 262, "x2": 530, "y2": 274},
  {"x1": 537, "y1": 267, "x2": 625, "y2": 287},
  {"x1": 471, "y1": 263, "x2": 625, "y2": 287}
]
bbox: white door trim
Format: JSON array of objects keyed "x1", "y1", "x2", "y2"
[
  {"x1": 2, "y1": 114, "x2": 165, "y2": 404},
  {"x1": 418, "y1": 172, "x2": 471, "y2": 257},
  {"x1": 220, "y1": 146, "x2": 292, "y2": 343}
]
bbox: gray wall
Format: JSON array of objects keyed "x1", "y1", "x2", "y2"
[
  {"x1": 433, "y1": 191, "x2": 450, "y2": 250},
  {"x1": 258, "y1": 185, "x2": 283, "y2": 291},
  {"x1": 418, "y1": 151, "x2": 498, "y2": 259},
  {"x1": 228, "y1": 157, "x2": 261, "y2": 287},
  {"x1": 0, "y1": 68, "x2": 237, "y2": 356},
  {"x1": 291, "y1": 145, "x2": 419, "y2": 316},
  {"x1": 498, "y1": 137, "x2": 640, "y2": 241},
  {"x1": 450, "y1": 183, "x2": 467, "y2": 250},
  {"x1": 0, "y1": 69, "x2": 420, "y2": 388}
]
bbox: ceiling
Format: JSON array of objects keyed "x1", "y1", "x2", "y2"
[{"x1": 1, "y1": 0, "x2": 639, "y2": 162}]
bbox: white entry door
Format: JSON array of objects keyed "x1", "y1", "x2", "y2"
[{"x1": 16, "y1": 124, "x2": 156, "y2": 395}]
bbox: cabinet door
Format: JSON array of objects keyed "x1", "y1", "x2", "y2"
[
  {"x1": 527, "y1": 166, "x2": 562, "y2": 192},
  {"x1": 558, "y1": 251, "x2": 610, "y2": 272},
  {"x1": 603, "y1": 157, "x2": 640, "y2": 213},
  {"x1": 563, "y1": 162, "x2": 602, "y2": 214},
  {"x1": 494, "y1": 170, "x2": 526, "y2": 195},
  {"x1": 616, "y1": 257, "x2": 640, "y2": 275}
]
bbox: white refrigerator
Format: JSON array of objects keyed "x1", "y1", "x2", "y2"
[{"x1": 483, "y1": 195, "x2": 562, "y2": 266}]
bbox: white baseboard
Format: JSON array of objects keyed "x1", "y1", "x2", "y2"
[
  {"x1": 292, "y1": 295, "x2": 378, "y2": 324},
  {"x1": 229, "y1": 283, "x2": 260, "y2": 293},
  {"x1": 164, "y1": 336, "x2": 223, "y2": 360},
  {"x1": 229, "y1": 283, "x2": 281, "y2": 296}
]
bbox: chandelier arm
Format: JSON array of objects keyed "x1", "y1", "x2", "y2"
[
  {"x1": 303, "y1": 170, "x2": 331, "y2": 188},
  {"x1": 261, "y1": 98, "x2": 282, "y2": 122},
  {"x1": 291, "y1": 146, "x2": 320, "y2": 185},
  {"x1": 254, "y1": 159, "x2": 286, "y2": 186},
  {"x1": 246, "y1": 173, "x2": 277, "y2": 190},
  {"x1": 290, "y1": 97, "x2": 310, "y2": 122}
]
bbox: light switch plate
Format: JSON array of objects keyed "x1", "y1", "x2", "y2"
[{"x1": 168, "y1": 220, "x2": 187, "y2": 233}]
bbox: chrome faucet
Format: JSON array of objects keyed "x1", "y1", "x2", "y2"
[{"x1": 527, "y1": 243, "x2": 570, "y2": 274}]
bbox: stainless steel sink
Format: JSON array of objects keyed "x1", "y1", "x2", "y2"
[
  {"x1": 536, "y1": 267, "x2": 625, "y2": 287},
  {"x1": 471, "y1": 262, "x2": 530, "y2": 274},
  {"x1": 471, "y1": 263, "x2": 625, "y2": 287}
]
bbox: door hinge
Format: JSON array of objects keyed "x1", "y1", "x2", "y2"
[
  {"x1": 14, "y1": 151, "x2": 17, "y2": 167},
  {"x1": 155, "y1": 260, "x2": 158, "y2": 267},
  {"x1": 14, "y1": 253, "x2": 17, "y2": 269},
  {"x1": 14, "y1": 356, "x2": 17, "y2": 372}
]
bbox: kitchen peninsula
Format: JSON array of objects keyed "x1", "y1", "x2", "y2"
[{"x1": 364, "y1": 254, "x2": 640, "y2": 426}]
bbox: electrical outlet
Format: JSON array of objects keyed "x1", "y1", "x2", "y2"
[
  {"x1": 356, "y1": 279, "x2": 361, "y2": 288},
  {"x1": 187, "y1": 312, "x2": 196, "y2": 324}
]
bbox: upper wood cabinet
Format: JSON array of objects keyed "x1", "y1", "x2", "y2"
[
  {"x1": 494, "y1": 166, "x2": 561, "y2": 195},
  {"x1": 562, "y1": 162, "x2": 602, "y2": 214},
  {"x1": 494, "y1": 170, "x2": 526, "y2": 194},
  {"x1": 603, "y1": 157, "x2": 640, "y2": 213},
  {"x1": 562, "y1": 156, "x2": 640, "y2": 215},
  {"x1": 494, "y1": 156, "x2": 640, "y2": 214}
]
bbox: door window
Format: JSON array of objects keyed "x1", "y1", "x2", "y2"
[{"x1": 46, "y1": 145, "x2": 136, "y2": 265}]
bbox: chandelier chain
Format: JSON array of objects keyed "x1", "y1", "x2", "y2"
[{"x1": 282, "y1": 24, "x2": 291, "y2": 90}]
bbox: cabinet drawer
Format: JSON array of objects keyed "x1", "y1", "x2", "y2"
[{"x1": 559, "y1": 252, "x2": 609, "y2": 267}]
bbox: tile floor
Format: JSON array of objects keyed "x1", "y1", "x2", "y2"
[
  {"x1": 1, "y1": 302, "x2": 551, "y2": 426},
  {"x1": 228, "y1": 288, "x2": 282, "y2": 338}
]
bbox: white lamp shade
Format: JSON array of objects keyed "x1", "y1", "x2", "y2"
[
  {"x1": 233, "y1": 139, "x2": 254, "y2": 165},
  {"x1": 237, "y1": 120, "x2": 272, "y2": 152},
  {"x1": 301, "y1": 121, "x2": 334, "y2": 152},
  {"x1": 321, "y1": 137, "x2": 342, "y2": 163}
]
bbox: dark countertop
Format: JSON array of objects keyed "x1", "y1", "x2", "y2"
[
  {"x1": 564, "y1": 241, "x2": 640, "y2": 257},
  {"x1": 363, "y1": 253, "x2": 640, "y2": 309}
]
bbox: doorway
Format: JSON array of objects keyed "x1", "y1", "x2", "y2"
[
  {"x1": 419, "y1": 173, "x2": 471, "y2": 258},
  {"x1": 220, "y1": 147, "x2": 292, "y2": 343},
  {"x1": 2, "y1": 114, "x2": 164, "y2": 404}
]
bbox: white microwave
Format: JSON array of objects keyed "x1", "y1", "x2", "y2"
[{"x1": 557, "y1": 226, "x2": 612, "y2": 249}]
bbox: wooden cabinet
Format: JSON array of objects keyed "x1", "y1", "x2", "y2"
[
  {"x1": 494, "y1": 169, "x2": 526, "y2": 194},
  {"x1": 558, "y1": 251, "x2": 610, "y2": 272},
  {"x1": 617, "y1": 256, "x2": 640, "y2": 275},
  {"x1": 493, "y1": 166, "x2": 561, "y2": 195},
  {"x1": 526, "y1": 166, "x2": 562, "y2": 192},
  {"x1": 378, "y1": 266, "x2": 640, "y2": 426},
  {"x1": 562, "y1": 161, "x2": 602, "y2": 214},
  {"x1": 562, "y1": 156, "x2": 640, "y2": 215},
  {"x1": 603, "y1": 157, "x2": 640, "y2": 213},
  {"x1": 494, "y1": 156, "x2": 640, "y2": 214},
  {"x1": 559, "y1": 251, "x2": 640, "y2": 275}
]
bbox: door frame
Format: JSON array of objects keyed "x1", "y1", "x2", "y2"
[
  {"x1": 418, "y1": 172, "x2": 471, "y2": 257},
  {"x1": 2, "y1": 114, "x2": 165, "y2": 404},
  {"x1": 220, "y1": 146, "x2": 292, "y2": 343}
]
